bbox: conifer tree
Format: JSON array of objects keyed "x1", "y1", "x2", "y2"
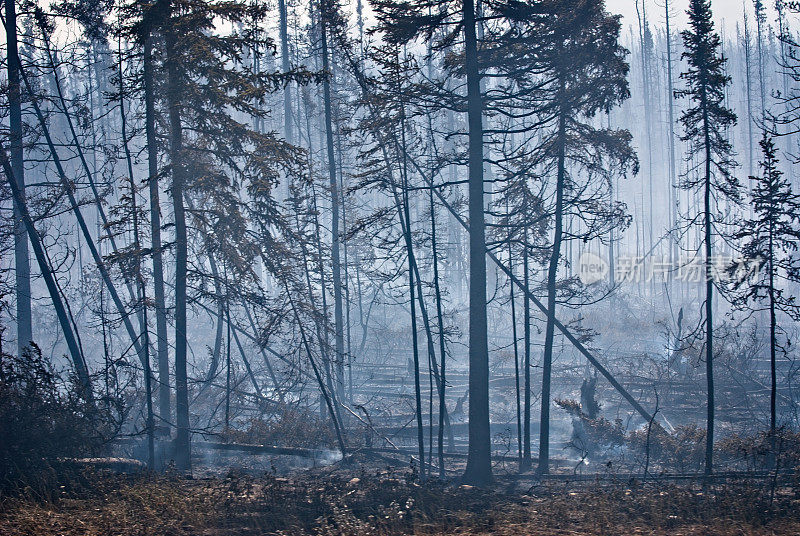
[
  {"x1": 675, "y1": 0, "x2": 740, "y2": 475},
  {"x1": 133, "y1": 0, "x2": 313, "y2": 471},
  {"x1": 497, "y1": 0, "x2": 636, "y2": 474},
  {"x1": 730, "y1": 131, "x2": 800, "y2": 460}
]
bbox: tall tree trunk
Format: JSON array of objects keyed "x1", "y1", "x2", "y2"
[
  {"x1": 754, "y1": 0, "x2": 766, "y2": 118},
  {"x1": 279, "y1": 0, "x2": 292, "y2": 144},
  {"x1": 742, "y1": 5, "x2": 755, "y2": 180},
  {"x1": 538, "y1": 88, "x2": 567, "y2": 476},
  {"x1": 665, "y1": 0, "x2": 679, "y2": 273},
  {"x1": 768, "y1": 212, "x2": 777, "y2": 465},
  {"x1": 119, "y1": 49, "x2": 155, "y2": 466},
  {"x1": 320, "y1": 2, "x2": 346, "y2": 404},
  {"x1": 396, "y1": 68, "x2": 426, "y2": 479},
  {"x1": 336, "y1": 131, "x2": 354, "y2": 404},
  {"x1": 309, "y1": 182, "x2": 342, "y2": 423},
  {"x1": 636, "y1": 0, "x2": 654, "y2": 271},
  {"x1": 225, "y1": 300, "x2": 232, "y2": 429},
  {"x1": 522, "y1": 230, "x2": 532, "y2": 470},
  {"x1": 430, "y1": 188, "x2": 449, "y2": 477},
  {"x1": 509, "y1": 233, "x2": 523, "y2": 470},
  {"x1": 144, "y1": 25, "x2": 172, "y2": 429},
  {"x1": 462, "y1": 0, "x2": 491, "y2": 486},
  {"x1": 165, "y1": 21, "x2": 191, "y2": 473},
  {"x1": 5, "y1": 0, "x2": 32, "y2": 357},
  {"x1": 703, "y1": 102, "x2": 714, "y2": 476}
]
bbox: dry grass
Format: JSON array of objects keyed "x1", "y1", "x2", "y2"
[{"x1": 2, "y1": 466, "x2": 800, "y2": 535}]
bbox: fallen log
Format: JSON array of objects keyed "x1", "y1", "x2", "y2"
[{"x1": 61, "y1": 458, "x2": 146, "y2": 474}]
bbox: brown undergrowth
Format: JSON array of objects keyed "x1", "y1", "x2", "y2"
[{"x1": 2, "y1": 463, "x2": 800, "y2": 535}]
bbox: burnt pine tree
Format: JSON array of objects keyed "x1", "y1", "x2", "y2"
[
  {"x1": 730, "y1": 131, "x2": 800, "y2": 459},
  {"x1": 124, "y1": 0, "x2": 173, "y2": 428},
  {"x1": 497, "y1": 0, "x2": 636, "y2": 475},
  {"x1": 141, "y1": 0, "x2": 312, "y2": 471},
  {"x1": 675, "y1": 0, "x2": 739, "y2": 475}
]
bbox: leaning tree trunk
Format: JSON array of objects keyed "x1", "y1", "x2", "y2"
[
  {"x1": 17, "y1": 57, "x2": 150, "y2": 374},
  {"x1": 509, "y1": 230, "x2": 523, "y2": 470},
  {"x1": 0, "y1": 148, "x2": 91, "y2": 399}
]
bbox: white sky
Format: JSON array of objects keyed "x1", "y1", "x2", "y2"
[{"x1": 606, "y1": 0, "x2": 783, "y2": 35}]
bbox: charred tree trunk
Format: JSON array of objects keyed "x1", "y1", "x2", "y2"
[
  {"x1": 430, "y1": 188, "x2": 449, "y2": 477},
  {"x1": 119, "y1": 50, "x2": 155, "y2": 467},
  {"x1": 703, "y1": 104, "x2": 715, "y2": 476},
  {"x1": 165, "y1": 20, "x2": 192, "y2": 472},
  {"x1": 279, "y1": 0, "x2": 292, "y2": 144},
  {"x1": 320, "y1": 2, "x2": 346, "y2": 404},
  {"x1": 143, "y1": 15, "x2": 172, "y2": 428},
  {"x1": 538, "y1": 81, "x2": 567, "y2": 476},
  {"x1": 462, "y1": 0, "x2": 491, "y2": 486},
  {"x1": 5, "y1": 0, "x2": 32, "y2": 357},
  {"x1": 522, "y1": 231, "x2": 532, "y2": 471},
  {"x1": 509, "y1": 233, "x2": 523, "y2": 470},
  {"x1": 0, "y1": 148, "x2": 91, "y2": 399}
]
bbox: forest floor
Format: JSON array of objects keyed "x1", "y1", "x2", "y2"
[{"x1": 2, "y1": 460, "x2": 800, "y2": 535}]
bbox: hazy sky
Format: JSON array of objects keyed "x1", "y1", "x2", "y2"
[{"x1": 606, "y1": 0, "x2": 781, "y2": 34}]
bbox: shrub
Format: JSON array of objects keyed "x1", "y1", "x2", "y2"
[{"x1": 0, "y1": 343, "x2": 110, "y2": 496}]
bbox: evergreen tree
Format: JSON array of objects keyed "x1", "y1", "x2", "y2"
[
  {"x1": 129, "y1": 0, "x2": 313, "y2": 471},
  {"x1": 675, "y1": 0, "x2": 740, "y2": 475},
  {"x1": 497, "y1": 0, "x2": 636, "y2": 474},
  {"x1": 730, "y1": 131, "x2": 800, "y2": 459}
]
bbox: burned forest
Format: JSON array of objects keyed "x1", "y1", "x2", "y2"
[{"x1": 2, "y1": 0, "x2": 800, "y2": 534}]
